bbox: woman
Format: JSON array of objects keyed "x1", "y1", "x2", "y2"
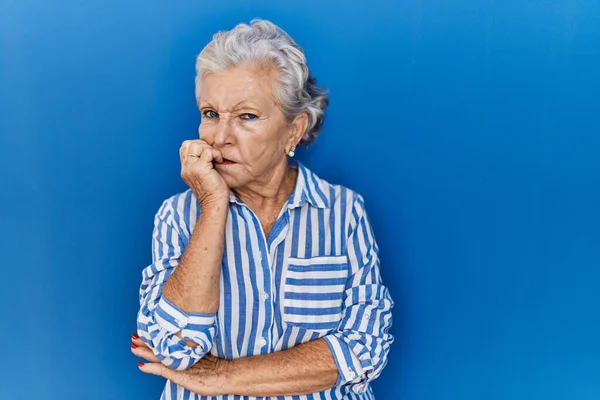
[{"x1": 131, "y1": 19, "x2": 394, "y2": 399}]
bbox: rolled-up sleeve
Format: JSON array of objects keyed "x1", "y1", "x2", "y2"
[
  {"x1": 137, "y1": 197, "x2": 217, "y2": 371},
  {"x1": 322, "y1": 197, "x2": 394, "y2": 394}
]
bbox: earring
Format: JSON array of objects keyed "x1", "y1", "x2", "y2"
[{"x1": 288, "y1": 146, "x2": 296, "y2": 157}]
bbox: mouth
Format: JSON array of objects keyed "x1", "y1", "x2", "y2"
[{"x1": 217, "y1": 157, "x2": 236, "y2": 166}]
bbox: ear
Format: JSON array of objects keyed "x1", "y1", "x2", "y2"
[{"x1": 288, "y1": 112, "x2": 309, "y2": 150}]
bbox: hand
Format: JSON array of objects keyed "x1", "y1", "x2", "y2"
[
  {"x1": 180, "y1": 139, "x2": 230, "y2": 210},
  {"x1": 131, "y1": 335, "x2": 229, "y2": 396}
]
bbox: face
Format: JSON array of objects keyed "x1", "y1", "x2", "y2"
[{"x1": 197, "y1": 64, "x2": 305, "y2": 190}]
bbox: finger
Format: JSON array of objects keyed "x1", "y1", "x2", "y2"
[
  {"x1": 211, "y1": 148, "x2": 223, "y2": 164},
  {"x1": 186, "y1": 142, "x2": 207, "y2": 165},
  {"x1": 180, "y1": 140, "x2": 192, "y2": 165},
  {"x1": 131, "y1": 334, "x2": 149, "y2": 347},
  {"x1": 131, "y1": 344, "x2": 161, "y2": 363},
  {"x1": 195, "y1": 140, "x2": 221, "y2": 163},
  {"x1": 199, "y1": 145, "x2": 216, "y2": 165},
  {"x1": 138, "y1": 362, "x2": 166, "y2": 377},
  {"x1": 131, "y1": 336, "x2": 148, "y2": 348},
  {"x1": 138, "y1": 362, "x2": 184, "y2": 385},
  {"x1": 180, "y1": 139, "x2": 205, "y2": 164}
]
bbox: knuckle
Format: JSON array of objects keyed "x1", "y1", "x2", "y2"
[
  {"x1": 159, "y1": 364, "x2": 169, "y2": 376},
  {"x1": 142, "y1": 347, "x2": 154, "y2": 359}
]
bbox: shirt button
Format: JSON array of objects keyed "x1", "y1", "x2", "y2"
[
  {"x1": 364, "y1": 313, "x2": 371, "y2": 320},
  {"x1": 348, "y1": 370, "x2": 356, "y2": 379},
  {"x1": 260, "y1": 338, "x2": 267, "y2": 346},
  {"x1": 263, "y1": 292, "x2": 269, "y2": 300},
  {"x1": 174, "y1": 319, "x2": 186, "y2": 329}
]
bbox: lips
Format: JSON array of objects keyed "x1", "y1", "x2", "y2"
[{"x1": 219, "y1": 157, "x2": 235, "y2": 165}]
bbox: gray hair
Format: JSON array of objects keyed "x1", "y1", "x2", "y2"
[{"x1": 195, "y1": 19, "x2": 329, "y2": 146}]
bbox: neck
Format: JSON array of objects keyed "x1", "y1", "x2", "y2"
[{"x1": 232, "y1": 160, "x2": 298, "y2": 212}]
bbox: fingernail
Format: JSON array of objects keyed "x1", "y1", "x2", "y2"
[
  {"x1": 131, "y1": 334, "x2": 139, "y2": 340},
  {"x1": 131, "y1": 343, "x2": 138, "y2": 349},
  {"x1": 138, "y1": 362, "x2": 145, "y2": 368}
]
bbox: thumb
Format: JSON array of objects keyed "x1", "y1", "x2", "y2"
[{"x1": 138, "y1": 362, "x2": 182, "y2": 384}]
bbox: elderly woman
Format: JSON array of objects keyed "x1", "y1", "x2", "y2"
[{"x1": 130, "y1": 19, "x2": 394, "y2": 399}]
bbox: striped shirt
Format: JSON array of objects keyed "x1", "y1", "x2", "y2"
[{"x1": 137, "y1": 160, "x2": 394, "y2": 400}]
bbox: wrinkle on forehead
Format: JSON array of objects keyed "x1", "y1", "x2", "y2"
[{"x1": 199, "y1": 64, "x2": 280, "y2": 111}]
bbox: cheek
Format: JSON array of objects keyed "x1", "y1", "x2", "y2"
[
  {"x1": 237, "y1": 124, "x2": 284, "y2": 160},
  {"x1": 198, "y1": 122, "x2": 216, "y2": 142},
  {"x1": 235, "y1": 128, "x2": 265, "y2": 157}
]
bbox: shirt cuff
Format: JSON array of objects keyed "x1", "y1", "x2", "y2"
[
  {"x1": 155, "y1": 296, "x2": 217, "y2": 345},
  {"x1": 322, "y1": 334, "x2": 367, "y2": 390}
]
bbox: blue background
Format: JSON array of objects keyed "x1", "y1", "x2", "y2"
[{"x1": 1, "y1": 0, "x2": 599, "y2": 399}]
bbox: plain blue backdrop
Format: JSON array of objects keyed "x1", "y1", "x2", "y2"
[{"x1": 1, "y1": 0, "x2": 599, "y2": 399}]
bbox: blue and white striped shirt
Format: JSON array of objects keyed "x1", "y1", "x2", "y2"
[{"x1": 137, "y1": 160, "x2": 394, "y2": 400}]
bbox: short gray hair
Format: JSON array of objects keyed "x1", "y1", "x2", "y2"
[{"x1": 195, "y1": 19, "x2": 329, "y2": 146}]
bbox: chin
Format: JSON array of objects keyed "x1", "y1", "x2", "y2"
[
  {"x1": 218, "y1": 166, "x2": 254, "y2": 189},
  {"x1": 222, "y1": 175, "x2": 245, "y2": 189}
]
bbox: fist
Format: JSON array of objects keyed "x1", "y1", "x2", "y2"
[{"x1": 179, "y1": 140, "x2": 229, "y2": 209}]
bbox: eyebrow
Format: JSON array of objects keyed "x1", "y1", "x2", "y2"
[{"x1": 199, "y1": 100, "x2": 261, "y2": 111}]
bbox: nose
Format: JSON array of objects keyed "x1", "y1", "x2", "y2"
[
  {"x1": 214, "y1": 119, "x2": 234, "y2": 147},
  {"x1": 201, "y1": 117, "x2": 235, "y2": 147}
]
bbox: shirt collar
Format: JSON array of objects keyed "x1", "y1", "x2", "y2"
[
  {"x1": 228, "y1": 159, "x2": 330, "y2": 210},
  {"x1": 287, "y1": 159, "x2": 330, "y2": 209}
]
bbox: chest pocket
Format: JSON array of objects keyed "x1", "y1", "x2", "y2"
[{"x1": 283, "y1": 255, "x2": 349, "y2": 332}]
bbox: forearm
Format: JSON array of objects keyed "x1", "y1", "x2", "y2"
[
  {"x1": 163, "y1": 203, "x2": 227, "y2": 314},
  {"x1": 224, "y1": 338, "x2": 338, "y2": 397}
]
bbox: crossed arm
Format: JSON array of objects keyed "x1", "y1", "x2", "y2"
[
  {"x1": 134, "y1": 194, "x2": 393, "y2": 397},
  {"x1": 132, "y1": 334, "x2": 338, "y2": 397}
]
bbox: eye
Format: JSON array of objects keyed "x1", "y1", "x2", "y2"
[
  {"x1": 240, "y1": 113, "x2": 258, "y2": 121},
  {"x1": 202, "y1": 110, "x2": 218, "y2": 119}
]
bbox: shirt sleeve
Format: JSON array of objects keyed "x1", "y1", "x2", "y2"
[
  {"x1": 136, "y1": 197, "x2": 218, "y2": 371},
  {"x1": 321, "y1": 196, "x2": 395, "y2": 394}
]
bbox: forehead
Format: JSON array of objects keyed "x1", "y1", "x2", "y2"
[{"x1": 199, "y1": 65, "x2": 278, "y2": 107}]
